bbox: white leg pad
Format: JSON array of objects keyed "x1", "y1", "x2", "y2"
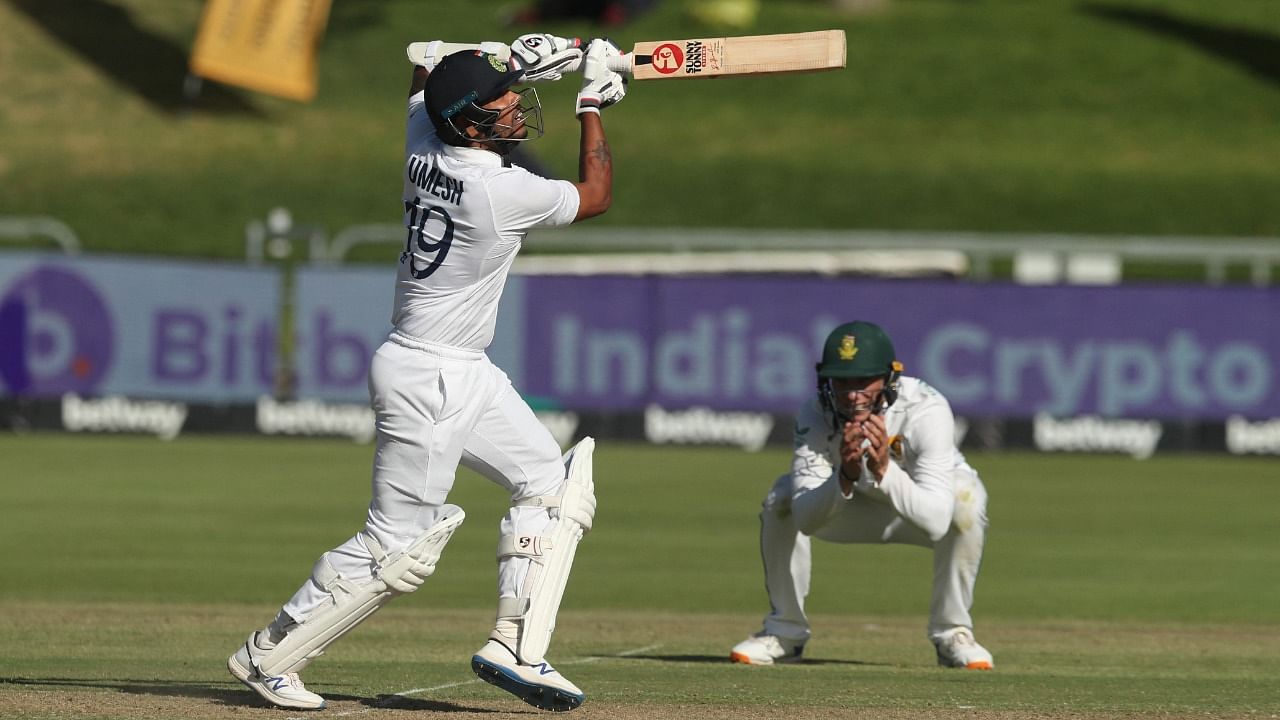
[
  {"x1": 258, "y1": 505, "x2": 465, "y2": 675},
  {"x1": 498, "y1": 438, "x2": 596, "y2": 665}
]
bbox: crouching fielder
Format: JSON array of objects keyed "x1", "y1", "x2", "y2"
[
  {"x1": 228, "y1": 32, "x2": 625, "y2": 712},
  {"x1": 731, "y1": 321, "x2": 994, "y2": 670}
]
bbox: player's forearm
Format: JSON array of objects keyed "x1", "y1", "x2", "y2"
[
  {"x1": 878, "y1": 463, "x2": 954, "y2": 541},
  {"x1": 407, "y1": 41, "x2": 511, "y2": 69},
  {"x1": 573, "y1": 113, "x2": 612, "y2": 221},
  {"x1": 409, "y1": 65, "x2": 429, "y2": 96}
]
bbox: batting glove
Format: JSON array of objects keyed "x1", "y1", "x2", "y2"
[
  {"x1": 511, "y1": 33, "x2": 584, "y2": 82},
  {"x1": 575, "y1": 38, "x2": 627, "y2": 115}
]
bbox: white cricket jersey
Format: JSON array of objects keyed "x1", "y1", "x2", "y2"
[
  {"x1": 393, "y1": 91, "x2": 580, "y2": 350},
  {"x1": 789, "y1": 376, "x2": 975, "y2": 541}
]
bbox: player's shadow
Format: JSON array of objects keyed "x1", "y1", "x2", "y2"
[
  {"x1": 1080, "y1": 2, "x2": 1280, "y2": 88},
  {"x1": 617, "y1": 653, "x2": 881, "y2": 666},
  {"x1": 1, "y1": 676, "x2": 246, "y2": 704},
  {"x1": 0, "y1": 676, "x2": 499, "y2": 713},
  {"x1": 363, "y1": 694, "x2": 513, "y2": 713},
  {"x1": 6, "y1": 0, "x2": 262, "y2": 116}
]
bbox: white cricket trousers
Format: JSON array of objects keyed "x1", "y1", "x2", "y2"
[
  {"x1": 758, "y1": 468, "x2": 988, "y2": 643},
  {"x1": 280, "y1": 334, "x2": 567, "y2": 623}
]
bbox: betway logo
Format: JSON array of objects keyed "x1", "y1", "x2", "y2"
[
  {"x1": 645, "y1": 405, "x2": 774, "y2": 452},
  {"x1": 62, "y1": 393, "x2": 188, "y2": 440},
  {"x1": 1226, "y1": 415, "x2": 1280, "y2": 455},
  {"x1": 1033, "y1": 413, "x2": 1162, "y2": 459},
  {"x1": 256, "y1": 396, "x2": 375, "y2": 442}
]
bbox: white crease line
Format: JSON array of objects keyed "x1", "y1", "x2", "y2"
[
  {"x1": 606, "y1": 643, "x2": 663, "y2": 658},
  {"x1": 284, "y1": 643, "x2": 662, "y2": 719},
  {"x1": 390, "y1": 678, "x2": 481, "y2": 697}
]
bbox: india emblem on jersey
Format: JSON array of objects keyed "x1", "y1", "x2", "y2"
[
  {"x1": 838, "y1": 335, "x2": 858, "y2": 361},
  {"x1": 486, "y1": 53, "x2": 507, "y2": 73}
]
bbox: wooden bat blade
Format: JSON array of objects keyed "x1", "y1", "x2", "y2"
[{"x1": 627, "y1": 30, "x2": 845, "y2": 80}]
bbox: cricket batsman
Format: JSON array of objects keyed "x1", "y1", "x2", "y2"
[
  {"x1": 226, "y1": 33, "x2": 625, "y2": 712},
  {"x1": 730, "y1": 321, "x2": 994, "y2": 669}
]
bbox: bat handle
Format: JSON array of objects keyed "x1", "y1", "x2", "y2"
[
  {"x1": 607, "y1": 53, "x2": 633, "y2": 75},
  {"x1": 561, "y1": 52, "x2": 633, "y2": 76}
]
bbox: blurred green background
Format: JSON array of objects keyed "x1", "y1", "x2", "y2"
[{"x1": 3, "y1": 0, "x2": 1278, "y2": 260}]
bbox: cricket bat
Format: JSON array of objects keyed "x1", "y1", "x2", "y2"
[
  {"x1": 617, "y1": 30, "x2": 846, "y2": 80},
  {"x1": 407, "y1": 30, "x2": 846, "y2": 80}
]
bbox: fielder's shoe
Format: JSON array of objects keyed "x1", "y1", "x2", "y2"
[
  {"x1": 471, "y1": 638, "x2": 585, "y2": 712},
  {"x1": 933, "y1": 627, "x2": 994, "y2": 670},
  {"x1": 227, "y1": 631, "x2": 326, "y2": 710},
  {"x1": 729, "y1": 633, "x2": 805, "y2": 665}
]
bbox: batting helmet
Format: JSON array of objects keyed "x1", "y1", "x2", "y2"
[{"x1": 425, "y1": 51, "x2": 528, "y2": 147}]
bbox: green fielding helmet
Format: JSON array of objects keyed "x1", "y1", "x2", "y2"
[{"x1": 816, "y1": 321, "x2": 899, "y2": 379}]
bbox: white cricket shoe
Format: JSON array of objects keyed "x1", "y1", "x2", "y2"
[
  {"x1": 729, "y1": 633, "x2": 805, "y2": 665},
  {"x1": 227, "y1": 631, "x2": 327, "y2": 710},
  {"x1": 471, "y1": 639, "x2": 585, "y2": 711},
  {"x1": 933, "y1": 627, "x2": 994, "y2": 670}
]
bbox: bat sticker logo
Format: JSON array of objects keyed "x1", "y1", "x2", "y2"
[
  {"x1": 651, "y1": 43, "x2": 684, "y2": 74},
  {"x1": 684, "y1": 40, "x2": 707, "y2": 74}
]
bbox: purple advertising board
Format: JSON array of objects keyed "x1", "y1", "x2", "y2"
[
  {"x1": 517, "y1": 275, "x2": 1279, "y2": 420},
  {"x1": 3, "y1": 252, "x2": 1276, "y2": 421},
  {"x1": 0, "y1": 253, "x2": 280, "y2": 402}
]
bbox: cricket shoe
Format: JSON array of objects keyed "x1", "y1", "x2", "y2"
[
  {"x1": 471, "y1": 639, "x2": 585, "y2": 712},
  {"x1": 933, "y1": 627, "x2": 994, "y2": 670},
  {"x1": 729, "y1": 633, "x2": 805, "y2": 665},
  {"x1": 227, "y1": 631, "x2": 326, "y2": 710}
]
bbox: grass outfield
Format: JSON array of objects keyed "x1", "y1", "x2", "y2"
[
  {"x1": 0, "y1": 434, "x2": 1277, "y2": 719},
  {"x1": 2, "y1": 1, "x2": 1279, "y2": 260}
]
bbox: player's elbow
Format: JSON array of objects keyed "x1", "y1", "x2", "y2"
[
  {"x1": 922, "y1": 515, "x2": 951, "y2": 543},
  {"x1": 915, "y1": 499, "x2": 954, "y2": 541},
  {"x1": 573, "y1": 187, "x2": 611, "y2": 222}
]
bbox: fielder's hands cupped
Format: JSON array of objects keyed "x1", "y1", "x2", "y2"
[
  {"x1": 858, "y1": 414, "x2": 891, "y2": 482},
  {"x1": 842, "y1": 415, "x2": 889, "y2": 486},
  {"x1": 511, "y1": 33, "x2": 584, "y2": 82},
  {"x1": 576, "y1": 38, "x2": 627, "y2": 115}
]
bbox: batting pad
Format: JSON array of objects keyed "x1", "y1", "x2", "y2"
[
  {"x1": 497, "y1": 437, "x2": 596, "y2": 665},
  {"x1": 258, "y1": 505, "x2": 466, "y2": 675}
]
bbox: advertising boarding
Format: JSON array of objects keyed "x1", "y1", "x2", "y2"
[{"x1": 3, "y1": 253, "x2": 1278, "y2": 452}]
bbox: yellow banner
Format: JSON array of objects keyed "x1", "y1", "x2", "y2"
[{"x1": 189, "y1": 0, "x2": 333, "y2": 102}]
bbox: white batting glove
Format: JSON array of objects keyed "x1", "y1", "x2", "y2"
[
  {"x1": 510, "y1": 33, "x2": 584, "y2": 82},
  {"x1": 575, "y1": 38, "x2": 627, "y2": 115}
]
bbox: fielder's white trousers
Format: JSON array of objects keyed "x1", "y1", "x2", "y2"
[
  {"x1": 280, "y1": 335, "x2": 566, "y2": 623},
  {"x1": 758, "y1": 468, "x2": 988, "y2": 643}
]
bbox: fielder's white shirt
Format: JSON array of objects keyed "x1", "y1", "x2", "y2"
[
  {"x1": 393, "y1": 91, "x2": 580, "y2": 350},
  {"x1": 789, "y1": 376, "x2": 975, "y2": 541}
]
